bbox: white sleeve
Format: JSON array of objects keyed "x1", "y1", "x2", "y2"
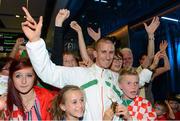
[
  {"x1": 26, "y1": 39, "x2": 83, "y2": 88},
  {"x1": 139, "y1": 69, "x2": 152, "y2": 87}
]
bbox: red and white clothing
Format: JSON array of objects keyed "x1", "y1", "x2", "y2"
[
  {"x1": 122, "y1": 96, "x2": 157, "y2": 120},
  {"x1": 2, "y1": 86, "x2": 55, "y2": 120}
]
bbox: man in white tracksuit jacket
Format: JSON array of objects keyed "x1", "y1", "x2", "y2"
[{"x1": 22, "y1": 7, "x2": 153, "y2": 120}]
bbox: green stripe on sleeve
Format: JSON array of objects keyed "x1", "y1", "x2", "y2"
[
  {"x1": 113, "y1": 85, "x2": 122, "y2": 98},
  {"x1": 105, "y1": 81, "x2": 122, "y2": 98},
  {"x1": 105, "y1": 81, "x2": 111, "y2": 87},
  {"x1": 80, "y1": 79, "x2": 98, "y2": 90}
]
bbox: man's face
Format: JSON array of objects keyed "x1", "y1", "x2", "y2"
[
  {"x1": 139, "y1": 55, "x2": 147, "y2": 65},
  {"x1": 121, "y1": 51, "x2": 133, "y2": 68},
  {"x1": 94, "y1": 41, "x2": 115, "y2": 69}
]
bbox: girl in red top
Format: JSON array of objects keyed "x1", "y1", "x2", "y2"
[{"x1": 0, "y1": 58, "x2": 55, "y2": 120}]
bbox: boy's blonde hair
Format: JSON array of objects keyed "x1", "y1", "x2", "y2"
[{"x1": 118, "y1": 68, "x2": 139, "y2": 83}]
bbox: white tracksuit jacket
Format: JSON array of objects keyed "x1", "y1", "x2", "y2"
[{"x1": 26, "y1": 39, "x2": 152, "y2": 120}]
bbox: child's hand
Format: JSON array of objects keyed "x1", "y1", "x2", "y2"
[
  {"x1": 70, "y1": 21, "x2": 82, "y2": 32},
  {"x1": 55, "y1": 9, "x2": 70, "y2": 27},
  {"x1": 115, "y1": 104, "x2": 132, "y2": 120},
  {"x1": 159, "y1": 40, "x2": 168, "y2": 53}
]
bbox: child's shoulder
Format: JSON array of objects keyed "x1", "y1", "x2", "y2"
[{"x1": 133, "y1": 96, "x2": 151, "y2": 105}]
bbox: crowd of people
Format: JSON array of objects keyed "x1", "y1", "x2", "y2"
[{"x1": 0, "y1": 6, "x2": 179, "y2": 120}]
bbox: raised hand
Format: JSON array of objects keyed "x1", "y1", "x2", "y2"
[
  {"x1": 144, "y1": 16, "x2": 160, "y2": 35},
  {"x1": 15, "y1": 38, "x2": 24, "y2": 46},
  {"x1": 87, "y1": 27, "x2": 101, "y2": 41},
  {"x1": 159, "y1": 40, "x2": 168, "y2": 53},
  {"x1": 149, "y1": 51, "x2": 162, "y2": 70},
  {"x1": 21, "y1": 7, "x2": 43, "y2": 42},
  {"x1": 55, "y1": 9, "x2": 70, "y2": 27},
  {"x1": 70, "y1": 21, "x2": 82, "y2": 32},
  {"x1": 78, "y1": 59, "x2": 93, "y2": 67}
]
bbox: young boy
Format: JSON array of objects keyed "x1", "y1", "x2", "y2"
[
  {"x1": 154, "y1": 100, "x2": 168, "y2": 120},
  {"x1": 167, "y1": 96, "x2": 180, "y2": 120},
  {"x1": 118, "y1": 68, "x2": 157, "y2": 120}
]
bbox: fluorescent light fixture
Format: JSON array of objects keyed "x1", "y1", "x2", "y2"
[
  {"x1": 161, "y1": 17, "x2": 179, "y2": 22},
  {"x1": 101, "y1": 0, "x2": 108, "y2": 3},
  {"x1": 94, "y1": 0, "x2": 107, "y2": 3},
  {"x1": 15, "y1": 15, "x2": 20, "y2": 18}
]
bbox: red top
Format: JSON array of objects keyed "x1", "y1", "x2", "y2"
[
  {"x1": 128, "y1": 96, "x2": 157, "y2": 120},
  {"x1": 174, "y1": 111, "x2": 180, "y2": 120},
  {"x1": 156, "y1": 114, "x2": 168, "y2": 120},
  {"x1": 3, "y1": 86, "x2": 56, "y2": 120}
]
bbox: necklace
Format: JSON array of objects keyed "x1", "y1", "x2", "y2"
[{"x1": 22, "y1": 91, "x2": 36, "y2": 112}]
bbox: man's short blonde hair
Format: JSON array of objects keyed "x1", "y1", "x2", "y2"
[
  {"x1": 95, "y1": 37, "x2": 114, "y2": 50},
  {"x1": 120, "y1": 48, "x2": 132, "y2": 55}
]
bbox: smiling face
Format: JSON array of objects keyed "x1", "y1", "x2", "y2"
[
  {"x1": 121, "y1": 49, "x2": 133, "y2": 68},
  {"x1": 94, "y1": 40, "x2": 115, "y2": 69},
  {"x1": 119, "y1": 74, "x2": 139, "y2": 100},
  {"x1": 60, "y1": 90, "x2": 85, "y2": 120},
  {"x1": 110, "y1": 55, "x2": 123, "y2": 72},
  {"x1": 13, "y1": 67, "x2": 35, "y2": 94},
  {"x1": 63, "y1": 53, "x2": 78, "y2": 67}
]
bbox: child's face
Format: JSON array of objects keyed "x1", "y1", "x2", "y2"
[
  {"x1": 169, "y1": 100, "x2": 179, "y2": 110},
  {"x1": 155, "y1": 104, "x2": 166, "y2": 116},
  {"x1": 63, "y1": 54, "x2": 78, "y2": 67},
  {"x1": 13, "y1": 67, "x2": 35, "y2": 94},
  {"x1": 119, "y1": 75, "x2": 139, "y2": 100},
  {"x1": 60, "y1": 90, "x2": 85, "y2": 120}
]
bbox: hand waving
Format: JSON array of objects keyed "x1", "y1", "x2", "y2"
[
  {"x1": 144, "y1": 16, "x2": 160, "y2": 35},
  {"x1": 21, "y1": 7, "x2": 43, "y2": 42},
  {"x1": 70, "y1": 21, "x2": 82, "y2": 32},
  {"x1": 55, "y1": 9, "x2": 70, "y2": 27},
  {"x1": 87, "y1": 27, "x2": 101, "y2": 41},
  {"x1": 159, "y1": 40, "x2": 168, "y2": 53}
]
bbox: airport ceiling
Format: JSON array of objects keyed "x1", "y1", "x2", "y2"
[{"x1": 0, "y1": 0, "x2": 179, "y2": 41}]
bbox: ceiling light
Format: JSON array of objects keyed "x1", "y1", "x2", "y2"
[
  {"x1": 161, "y1": 17, "x2": 179, "y2": 22},
  {"x1": 94, "y1": 0, "x2": 108, "y2": 3},
  {"x1": 15, "y1": 15, "x2": 20, "y2": 18}
]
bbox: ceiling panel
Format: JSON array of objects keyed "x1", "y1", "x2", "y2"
[{"x1": 0, "y1": 0, "x2": 47, "y2": 31}]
